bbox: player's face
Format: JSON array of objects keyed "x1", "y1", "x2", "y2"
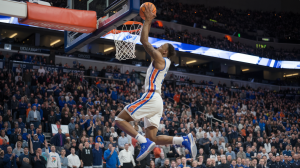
[{"x1": 157, "y1": 43, "x2": 168, "y2": 56}]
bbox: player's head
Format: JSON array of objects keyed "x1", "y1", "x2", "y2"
[{"x1": 158, "y1": 43, "x2": 175, "y2": 58}]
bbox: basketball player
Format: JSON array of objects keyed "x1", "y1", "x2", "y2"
[{"x1": 115, "y1": 4, "x2": 196, "y2": 161}]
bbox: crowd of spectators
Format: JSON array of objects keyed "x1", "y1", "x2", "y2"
[
  {"x1": 148, "y1": 0, "x2": 300, "y2": 61},
  {"x1": 153, "y1": 0, "x2": 300, "y2": 43},
  {"x1": 150, "y1": 26, "x2": 300, "y2": 61},
  {"x1": 0, "y1": 53, "x2": 300, "y2": 168}
]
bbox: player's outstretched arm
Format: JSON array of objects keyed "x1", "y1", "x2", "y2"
[{"x1": 140, "y1": 4, "x2": 164, "y2": 65}]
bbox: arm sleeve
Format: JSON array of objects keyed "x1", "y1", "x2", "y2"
[
  {"x1": 67, "y1": 156, "x2": 73, "y2": 168},
  {"x1": 44, "y1": 147, "x2": 49, "y2": 158},
  {"x1": 118, "y1": 151, "x2": 123, "y2": 166},
  {"x1": 117, "y1": 153, "x2": 121, "y2": 166},
  {"x1": 76, "y1": 156, "x2": 81, "y2": 168},
  {"x1": 104, "y1": 151, "x2": 112, "y2": 161},
  {"x1": 57, "y1": 154, "x2": 61, "y2": 168},
  {"x1": 131, "y1": 153, "x2": 136, "y2": 167}
]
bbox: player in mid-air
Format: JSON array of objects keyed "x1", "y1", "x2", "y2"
[{"x1": 115, "y1": 4, "x2": 197, "y2": 161}]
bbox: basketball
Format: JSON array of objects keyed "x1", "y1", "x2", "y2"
[
  {"x1": 139, "y1": 2, "x2": 156, "y2": 20},
  {"x1": 65, "y1": 133, "x2": 69, "y2": 137}
]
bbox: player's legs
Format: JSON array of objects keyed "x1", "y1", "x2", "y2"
[
  {"x1": 145, "y1": 124, "x2": 197, "y2": 159},
  {"x1": 145, "y1": 126, "x2": 173, "y2": 145},
  {"x1": 115, "y1": 110, "x2": 138, "y2": 138},
  {"x1": 116, "y1": 110, "x2": 156, "y2": 161}
]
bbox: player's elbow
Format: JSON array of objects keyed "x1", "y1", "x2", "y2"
[{"x1": 140, "y1": 40, "x2": 147, "y2": 45}]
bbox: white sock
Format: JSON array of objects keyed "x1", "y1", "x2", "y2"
[
  {"x1": 173, "y1": 137, "x2": 184, "y2": 145},
  {"x1": 135, "y1": 134, "x2": 147, "y2": 144}
]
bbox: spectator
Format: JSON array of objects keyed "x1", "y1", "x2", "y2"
[
  {"x1": 81, "y1": 141, "x2": 93, "y2": 168},
  {"x1": 119, "y1": 143, "x2": 135, "y2": 168},
  {"x1": 38, "y1": 66, "x2": 45, "y2": 75},
  {"x1": 4, "y1": 146, "x2": 17, "y2": 168},
  {"x1": 60, "y1": 149, "x2": 68, "y2": 168},
  {"x1": 179, "y1": 157, "x2": 190, "y2": 168},
  {"x1": 118, "y1": 132, "x2": 127, "y2": 151},
  {"x1": 52, "y1": 128, "x2": 66, "y2": 152},
  {"x1": 28, "y1": 106, "x2": 41, "y2": 128},
  {"x1": 237, "y1": 147, "x2": 246, "y2": 159},
  {"x1": 67, "y1": 147, "x2": 81, "y2": 168},
  {"x1": 17, "y1": 146, "x2": 31, "y2": 168},
  {"x1": 31, "y1": 145, "x2": 47, "y2": 168},
  {"x1": 92, "y1": 142, "x2": 103, "y2": 168},
  {"x1": 215, "y1": 156, "x2": 228, "y2": 168},
  {"x1": 104, "y1": 143, "x2": 120, "y2": 168},
  {"x1": 45, "y1": 141, "x2": 61, "y2": 168},
  {"x1": 12, "y1": 141, "x2": 24, "y2": 156},
  {"x1": 226, "y1": 146, "x2": 236, "y2": 160},
  {"x1": 155, "y1": 152, "x2": 165, "y2": 167},
  {"x1": 68, "y1": 118, "x2": 76, "y2": 134},
  {"x1": 257, "y1": 159, "x2": 265, "y2": 168}
]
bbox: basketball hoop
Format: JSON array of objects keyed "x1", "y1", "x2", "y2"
[{"x1": 109, "y1": 21, "x2": 143, "y2": 60}]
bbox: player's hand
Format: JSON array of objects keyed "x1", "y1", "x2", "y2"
[{"x1": 144, "y1": 3, "x2": 156, "y2": 21}]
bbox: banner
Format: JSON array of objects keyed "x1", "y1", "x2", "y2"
[
  {"x1": 51, "y1": 124, "x2": 69, "y2": 134},
  {"x1": 20, "y1": 46, "x2": 42, "y2": 53},
  {"x1": 12, "y1": 62, "x2": 85, "y2": 74},
  {"x1": 102, "y1": 32, "x2": 300, "y2": 69}
]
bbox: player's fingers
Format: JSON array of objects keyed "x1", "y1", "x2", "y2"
[{"x1": 146, "y1": 3, "x2": 152, "y2": 12}]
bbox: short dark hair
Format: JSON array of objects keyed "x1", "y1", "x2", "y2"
[{"x1": 167, "y1": 43, "x2": 176, "y2": 58}]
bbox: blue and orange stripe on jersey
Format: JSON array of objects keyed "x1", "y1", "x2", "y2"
[{"x1": 127, "y1": 67, "x2": 160, "y2": 114}]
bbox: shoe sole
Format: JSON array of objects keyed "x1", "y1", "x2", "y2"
[
  {"x1": 136, "y1": 142, "x2": 156, "y2": 161},
  {"x1": 188, "y1": 133, "x2": 197, "y2": 159}
]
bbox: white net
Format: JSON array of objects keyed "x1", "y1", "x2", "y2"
[{"x1": 113, "y1": 22, "x2": 143, "y2": 60}]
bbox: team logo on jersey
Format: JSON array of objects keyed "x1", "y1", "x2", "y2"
[{"x1": 129, "y1": 108, "x2": 134, "y2": 112}]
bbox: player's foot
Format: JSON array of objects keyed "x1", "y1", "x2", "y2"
[
  {"x1": 182, "y1": 133, "x2": 197, "y2": 159},
  {"x1": 136, "y1": 138, "x2": 156, "y2": 161}
]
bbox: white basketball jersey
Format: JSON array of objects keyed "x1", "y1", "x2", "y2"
[{"x1": 144, "y1": 58, "x2": 171, "y2": 94}]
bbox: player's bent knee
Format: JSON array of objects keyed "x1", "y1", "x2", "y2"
[
  {"x1": 148, "y1": 136, "x2": 157, "y2": 142},
  {"x1": 115, "y1": 117, "x2": 125, "y2": 122}
]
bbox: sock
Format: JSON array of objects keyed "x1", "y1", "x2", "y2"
[
  {"x1": 135, "y1": 133, "x2": 147, "y2": 144},
  {"x1": 173, "y1": 137, "x2": 184, "y2": 145}
]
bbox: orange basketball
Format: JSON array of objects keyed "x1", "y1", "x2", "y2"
[
  {"x1": 65, "y1": 133, "x2": 69, "y2": 137},
  {"x1": 139, "y1": 2, "x2": 156, "y2": 20}
]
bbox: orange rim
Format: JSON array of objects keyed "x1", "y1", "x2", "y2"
[{"x1": 106, "y1": 21, "x2": 143, "y2": 35}]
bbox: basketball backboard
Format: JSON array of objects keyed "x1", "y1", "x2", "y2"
[{"x1": 64, "y1": 0, "x2": 140, "y2": 54}]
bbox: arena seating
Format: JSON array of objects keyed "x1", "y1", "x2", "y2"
[
  {"x1": 0, "y1": 53, "x2": 299, "y2": 168},
  {"x1": 150, "y1": 26, "x2": 300, "y2": 61}
]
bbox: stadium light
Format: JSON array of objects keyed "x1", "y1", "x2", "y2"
[
  {"x1": 104, "y1": 47, "x2": 114, "y2": 52},
  {"x1": 186, "y1": 60, "x2": 196, "y2": 64},
  {"x1": 9, "y1": 33, "x2": 17, "y2": 38},
  {"x1": 284, "y1": 73, "x2": 298, "y2": 77},
  {"x1": 50, "y1": 39, "x2": 61, "y2": 46},
  {"x1": 242, "y1": 69, "x2": 249, "y2": 71}
]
